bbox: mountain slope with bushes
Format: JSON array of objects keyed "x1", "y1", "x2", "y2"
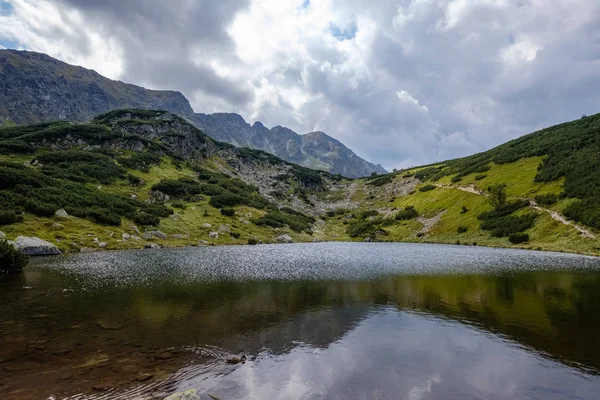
[
  {"x1": 0, "y1": 49, "x2": 385, "y2": 178},
  {"x1": 0, "y1": 110, "x2": 599, "y2": 257}
]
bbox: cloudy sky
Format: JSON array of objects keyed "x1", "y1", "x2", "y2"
[{"x1": 1, "y1": 0, "x2": 599, "y2": 169}]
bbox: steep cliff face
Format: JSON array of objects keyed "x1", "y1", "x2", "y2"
[
  {"x1": 192, "y1": 113, "x2": 388, "y2": 178},
  {"x1": 0, "y1": 50, "x2": 194, "y2": 125}
]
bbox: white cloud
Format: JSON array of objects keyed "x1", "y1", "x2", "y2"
[{"x1": 1, "y1": 0, "x2": 600, "y2": 169}]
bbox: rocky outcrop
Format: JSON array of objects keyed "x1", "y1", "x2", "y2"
[
  {"x1": 12, "y1": 236, "x2": 61, "y2": 256},
  {"x1": 142, "y1": 231, "x2": 168, "y2": 240},
  {"x1": 193, "y1": 113, "x2": 387, "y2": 178},
  {"x1": 275, "y1": 234, "x2": 293, "y2": 243},
  {"x1": 54, "y1": 209, "x2": 69, "y2": 219}
]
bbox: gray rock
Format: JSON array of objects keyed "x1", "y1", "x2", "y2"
[
  {"x1": 199, "y1": 240, "x2": 210, "y2": 246},
  {"x1": 0, "y1": 231, "x2": 6, "y2": 240},
  {"x1": 98, "y1": 242, "x2": 107, "y2": 249},
  {"x1": 144, "y1": 243, "x2": 161, "y2": 249},
  {"x1": 173, "y1": 234, "x2": 189, "y2": 239},
  {"x1": 122, "y1": 233, "x2": 131, "y2": 241},
  {"x1": 209, "y1": 231, "x2": 219, "y2": 239},
  {"x1": 142, "y1": 231, "x2": 168, "y2": 240},
  {"x1": 55, "y1": 208, "x2": 69, "y2": 219},
  {"x1": 129, "y1": 225, "x2": 140, "y2": 234},
  {"x1": 170, "y1": 214, "x2": 181, "y2": 221},
  {"x1": 219, "y1": 225, "x2": 231, "y2": 233},
  {"x1": 131, "y1": 235, "x2": 142, "y2": 241},
  {"x1": 202, "y1": 223, "x2": 213, "y2": 228},
  {"x1": 163, "y1": 389, "x2": 200, "y2": 400},
  {"x1": 275, "y1": 234, "x2": 293, "y2": 243},
  {"x1": 13, "y1": 236, "x2": 61, "y2": 256}
]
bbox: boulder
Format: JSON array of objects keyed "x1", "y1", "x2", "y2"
[
  {"x1": 202, "y1": 223, "x2": 213, "y2": 229},
  {"x1": 13, "y1": 236, "x2": 61, "y2": 256},
  {"x1": 122, "y1": 233, "x2": 131, "y2": 241},
  {"x1": 144, "y1": 243, "x2": 161, "y2": 249},
  {"x1": 98, "y1": 242, "x2": 107, "y2": 249},
  {"x1": 142, "y1": 231, "x2": 168, "y2": 240},
  {"x1": 163, "y1": 389, "x2": 200, "y2": 400},
  {"x1": 55, "y1": 209, "x2": 69, "y2": 219},
  {"x1": 209, "y1": 231, "x2": 219, "y2": 239},
  {"x1": 275, "y1": 234, "x2": 293, "y2": 244},
  {"x1": 219, "y1": 225, "x2": 231, "y2": 233},
  {"x1": 0, "y1": 231, "x2": 6, "y2": 240}
]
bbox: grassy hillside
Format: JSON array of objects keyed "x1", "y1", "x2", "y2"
[
  {"x1": 0, "y1": 110, "x2": 598, "y2": 256},
  {"x1": 0, "y1": 110, "x2": 330, "y2": 252},
  {"x1": 312, "y1": 113, "x2": 600, "y2": 256}
]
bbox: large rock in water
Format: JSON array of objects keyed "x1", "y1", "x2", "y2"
[{"x1": 13, "y1": 236, "x2": 61, "y2": 256}]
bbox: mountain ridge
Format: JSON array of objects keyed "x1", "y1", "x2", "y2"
[{"x1": 0, "y1": 49, "x2": 386, "y2": 178}]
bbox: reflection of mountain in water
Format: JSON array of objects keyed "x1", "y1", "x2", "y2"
[{"x1": 2, "y1": 267, "x2": 600, "y2": 398}]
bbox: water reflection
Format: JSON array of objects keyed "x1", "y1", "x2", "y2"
[{"x1": 1, "y1": 244, "x2": 600, "y2": 399}]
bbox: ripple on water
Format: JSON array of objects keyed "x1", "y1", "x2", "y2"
[{"x1": 29, "y1": 242, "x2": 600, "y2": 290}]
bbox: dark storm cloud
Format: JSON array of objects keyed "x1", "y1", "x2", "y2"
[{"x1": 53, "y1": 0, "x2": 253, "y2": 105}]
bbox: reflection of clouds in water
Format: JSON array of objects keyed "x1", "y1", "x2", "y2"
[
  {"x1": 408, "y1": 374, "x2": 441, "y2": 400},
  {"x1": 191, "y1": 310, "x2": 600, "y2": 400}
]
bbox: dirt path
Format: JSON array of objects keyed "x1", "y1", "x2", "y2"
[
  {"x1": 434, "y1": 183, "x2": 597, "y2": 239},
  {"x1": 530, "y1": 204, "x2": 596, "y2": 239}
]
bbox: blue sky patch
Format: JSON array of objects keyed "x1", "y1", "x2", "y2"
[
  {"x1": 301, "y1": 0, "x2": 310, "y2": 8},
  {"x1": 0, "y1": 0, "x2": 13, "y2": 16},
  {"x1": 0, "y1": 39, "x2": 18, "y2": 49},
  {"x1": 329, "y1": 22, "x2": 358, "y2": 41}
]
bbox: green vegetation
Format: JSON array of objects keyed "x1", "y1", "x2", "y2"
[
  {"x1": 117, "y1": 152, "x2": 162, "y2": 172},
  {"x1": 457, "y1": 226, "x2": 468, "y2": 233},
  {"x1": 346, "y1": 220, "x2": 379, "y2": 238},
  {"x1": 253, "y1": 209, "x2": 315, "y2": 233},
  {"x1": 220, "y1": 208, "x2": 235, "y2": 217},
  {"x1": 509, "y1": 232, "x2": 530, "y2": 244},
  {"x1": 419, "y1": 184, "x2": 436, "y2": 192},
  {"x1": 395, "y1": 207, "x2": 419, "y2": 220},
  {"x1": 535, "y1": 193, "x2": 558, "y2": 206},
  {"x1": 0, "y1": 240, "x2": 28, "y2": 273}
]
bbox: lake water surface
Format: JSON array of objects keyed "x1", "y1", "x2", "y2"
[{"x1": 2, "y1": 243, "x2": 600, "y2": 400}]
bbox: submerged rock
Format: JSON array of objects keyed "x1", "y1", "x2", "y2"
[
  {"x1": 13, "y1": 236, "x2": 61, "y2": 256},
  {"x1": 163, "y1": 389, "x2": 200, "y2": 400},
  {"x1": 96, "y1": 319, "x2": 124, "y2": 330}
]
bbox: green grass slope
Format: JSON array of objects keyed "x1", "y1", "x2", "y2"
[{"x1": 315, "y1": 113, "x2": 600, "y2": 256}]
